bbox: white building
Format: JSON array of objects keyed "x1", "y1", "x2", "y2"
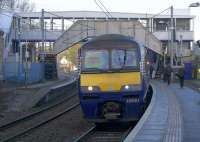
[{"x1": 147, "y1": 9, "x2": 194, "y2": 60}]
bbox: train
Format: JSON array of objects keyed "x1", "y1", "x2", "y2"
[{"x1": 77, "y1": 34, "x2": 151, "y2": 123}]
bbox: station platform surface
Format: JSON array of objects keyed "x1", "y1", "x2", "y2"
[
  {"x1": 0, "y1": 76, "x2": 76, "y2": 124},
  {"x1": 125, "y1": 80, "x2": 200, "y2": 142}
]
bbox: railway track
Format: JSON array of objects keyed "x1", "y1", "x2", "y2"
[
  {"x1": 0, "y1": 90, "x2": 79, "y2": 142},
  {"x1": 75, "y1": 123, "x2": 134, "y2": 142}
]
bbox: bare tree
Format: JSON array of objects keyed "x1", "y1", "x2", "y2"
[
  {"x1": 0, "y1": 0, "x2": 14, "y2": 9},
  {"x1": 0, "y1": 0, "x2": 10, "y2": 9},
  {"x1": 0, "y1": 0, "x2": 35, "y2": 12},
  {"x1": 15, "y1": 0, "x2": 35, "y2": 12}
]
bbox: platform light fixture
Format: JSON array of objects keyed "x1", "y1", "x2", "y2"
[{"x1": 189, "y1": 2, "x2": 200, "y2": 7}]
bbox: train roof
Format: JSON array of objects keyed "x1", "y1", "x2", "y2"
[
  {"x1": 82, "y1": 34, "x2": 139, "y2": 48},
  {"x1": 91, "y1": 34, "x2": 131, "y2": 41}
]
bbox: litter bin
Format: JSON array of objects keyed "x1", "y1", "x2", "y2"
[{"x1": 184, "y1": 62, "x2": 192, "y2": 80}]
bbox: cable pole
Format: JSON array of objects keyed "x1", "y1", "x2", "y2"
[
  {"x1": 41, "y1": 9, "x2": 45, "y2": 81},
  {"x1": 170, "y1": 6, "x2": 174, "y2": 67},
  {"x1": 180, "y1": 35, "x2": 183, "y2": 65},
  {"x1": 96, "y1": 0, "x2": 113, "y2": 18},
  {"x1": 25, "y1": 41, "x2": 28, "y2": 88},
  {"x1": 41, "y1": 9, "x2": 45, "y2": 62},
  {"x1": 94, "y1": 0, "x2": 113, "y2": 18}
]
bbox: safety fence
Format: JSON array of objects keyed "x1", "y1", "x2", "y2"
[{"x1": 3, "y1": 61, "x2": 44, "y2": 83}]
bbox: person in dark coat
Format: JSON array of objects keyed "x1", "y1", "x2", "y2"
[
  {"x1": 163, "y1": 66, "x2": 167, "y2": 82},
  {"x1": 176, "y1": 67, "x2": 185, "y2": 88},
  {"x1": 165, "y1": 64, "x2": 173, "y2": 85},
  {"x1": 149, "y1": 64, "x2": 154, "y2": 79}
]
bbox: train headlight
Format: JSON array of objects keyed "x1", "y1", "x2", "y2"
[
  {"x1": 81, "y1": 86, "x2": 101, "y2": 93},
  {"x1": 121, "y1": 84, "x2": 141, "y2": 92},
  {"x1": 88, "y1": 86, "x2": 93, "y2": 91},
  {"x1": 125, "y1": 85, "x2": 130, "y2": 90}
]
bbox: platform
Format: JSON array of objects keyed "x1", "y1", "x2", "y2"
[
  {"x1": 0, "y1": 77, "x2": 76, "y2": 124},
  {"x1": 125, "y1": 80, "x2": 200, "y2": 142},
  {"x1": 17, "y1": 77, "x2": 77, "y2": 107}
]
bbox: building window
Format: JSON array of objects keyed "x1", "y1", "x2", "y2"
[
  {"x1": 153, "y1": 19, "x2": 170, "y2": 31},
  {"x1": 176, "y1": 19, "x2": 190, "y2": 31},
  {"x1": 182, "y1": 41, "x2": 191, "y2": 49}
]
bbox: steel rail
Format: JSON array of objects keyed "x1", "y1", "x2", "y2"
[
  {"x1": 1, "y1": 103, "x2": 80, "y2": 142},
  {"x1": 0, "y1": 90, "x2": 77, "y2": 130},
  {"x1": 74, "y1": 126, "x2": 96, "y2": 142},
  {"x1": 74, "y1": 124, "x2": 133, "y2": 142}
]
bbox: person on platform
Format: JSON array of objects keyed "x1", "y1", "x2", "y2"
[
  {"x1": 165, "y1": 64, "x2": 173, "y2": 85},
  {"x1": 176, "y1": 66, "x2": 185, "y2": 88},
  {"x1": 149, "y1": 64, "x2": 154, "y2": 79}
]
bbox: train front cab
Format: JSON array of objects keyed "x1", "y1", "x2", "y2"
[
  {"x1": 78, "y1": 71, "x2": 146, "y2": 122},
  {"x1": 77, "y1": 36, "x2": 149, "y2": 122}
]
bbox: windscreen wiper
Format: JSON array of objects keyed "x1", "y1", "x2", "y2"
[{"x1": 120, "y1": 50, "x2": 127, "y2": 70}]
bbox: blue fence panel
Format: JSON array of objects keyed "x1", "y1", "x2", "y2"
[
  {"x1": 28, "y1": 63, "x2": 44, "y2": 83},
  {"x1": 17, "y1": 64, "x2": 25, "y2": 81},
  {"x1": 4, "y1": 62, "x2": 44, "y2": 83},
  {"x1": 4, "y1": 62, "x2": 18, "y2": 80}
]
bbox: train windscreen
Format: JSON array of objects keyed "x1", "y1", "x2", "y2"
[
  {"x1": 82, "y1": 48, "x2": 139, "y2": 72},
  {"x1": 111, "y1": 49, "x2": 138, "y2": 69},
  {"x1": 83, "y1": 50, "x2": 109, "y2": 71}
]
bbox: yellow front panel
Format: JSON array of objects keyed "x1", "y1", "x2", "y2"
[{"x1": 80, "y1": 72, "x2": 141, "y2": 91}]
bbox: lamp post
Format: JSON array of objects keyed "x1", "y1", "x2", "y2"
[
  {"x1": 41, "y1": 9, "x2": 45, "y2": 81},
  {"x1": 44, "y1": 21, "x2": 47, "y2": 52},
  {"x1": 18, "y1": 31, "x2": 22, "y2": 77},
  {"x1": 41, "y1": 9, "x2": 45, "y2": 62},
  {"x1": 25, "y1": 40, "x2": 28, "y2": 88},
  {"x1": 179, "y1": 34, "x2": 183, "y2": 65},
  {"x1": 170, "y1": 6, "x2": 175, "y2": 67},
  {"x1": 17, "y1": 18, "x2": 23, "y2": 79}
]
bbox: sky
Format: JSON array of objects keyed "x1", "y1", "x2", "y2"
[{"x1": 30, "y1": 0, "x2": 200, "y2": 40}]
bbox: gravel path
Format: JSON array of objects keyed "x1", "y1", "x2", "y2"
[{"x1": 0, "y1": 82, "x2": 27, "y2": 122}]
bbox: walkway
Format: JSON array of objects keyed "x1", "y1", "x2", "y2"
[
  {"x1": 125, "y1": 80, "x2": 200, "y2": 142},
  {"x1": 171, "y1": 83, "x2": 200, "y2": 142}
]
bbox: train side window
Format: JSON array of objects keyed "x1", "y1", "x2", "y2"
[{"x1": 140, "y1": 46, "x2": 147, "y2": 75}]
